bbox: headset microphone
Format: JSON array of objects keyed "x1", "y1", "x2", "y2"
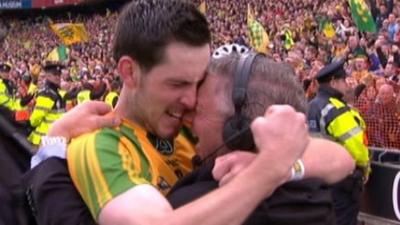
[{"x1": 192, "y1": 126, "x2": 251, "y2": 167}]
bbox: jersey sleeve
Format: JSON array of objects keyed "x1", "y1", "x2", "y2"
[{"x1": 67, "y1": 128, "x2": 150, "y2": 221}]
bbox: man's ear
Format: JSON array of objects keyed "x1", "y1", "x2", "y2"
[
  {"x1": 329, "y1": 78, "x2": 336, "y2": 88},
  {"x1": 118, "y1": 56, "x2": 139, "y2": 88}
]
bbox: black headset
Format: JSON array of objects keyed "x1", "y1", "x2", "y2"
[
  {"x1": 222, "y1": 51, "x2": 262, "y2": 150},
  {"x1": 193, "y1": 51, "x2": 263, "y2": 166}
]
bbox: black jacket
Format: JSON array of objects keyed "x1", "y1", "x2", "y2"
[{"x1": 168, "y1": 163, "x2": 336, "y2": 225}]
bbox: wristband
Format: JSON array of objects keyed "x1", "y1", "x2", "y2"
[
  {"x1": 40, "y1": 136, "x2": 68, "y2": 147},
  {"x1": 290, "y1": 159, "x2": 305, "y2": 181}
]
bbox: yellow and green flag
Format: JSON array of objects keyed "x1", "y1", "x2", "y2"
[
  {"x1": 46, "y1": 44, "x2": 70, "y2": 62},
  {"x1": 348, "y1": 0, "x2": 377, "y2": 33},
  {"x1": 248, "y1": 21, "x2": 270, "y2": 53},
  {"x1": 247, "y1": 4, "x2": 269, "y2": 53},
  {"x1": 50, "y1": 23, "x2": 89, "y2": 45}
]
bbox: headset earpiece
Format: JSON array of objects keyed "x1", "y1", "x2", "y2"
[
  {"x1": 223, "y1": 115, "x2": 254, "y2": 150},
  {"x1": 222, "y1": 52, "x2": 262, "y2": 150}
]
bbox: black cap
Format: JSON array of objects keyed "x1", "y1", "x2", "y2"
[
  {"x1": 316, "y1": 59, "x2": 347, "y2": 83},
  {"x1": 43, "y1": 61, "x2": 65, "y2": 76},
  {"x1": 0, "y1": 63, "x2": 11, "y2": 73}
]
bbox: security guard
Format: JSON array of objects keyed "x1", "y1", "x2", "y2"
[
  {"x1": 28, "y1": 62, "x2": 66, "y2": 146},
  {"x1": 307, "y1": 59, "x2": 370, "y2": 225},
  {"x1": 0, "y1": 63, "x2": 16, "y2": 112}
]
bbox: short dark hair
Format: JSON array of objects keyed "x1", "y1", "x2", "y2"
[{"x1": 113, "y1": 0, "x2": 211, "y2": 72}]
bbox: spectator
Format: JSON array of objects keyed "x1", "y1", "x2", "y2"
[{"x1": 366, "y1": 84, "x2": 400, "y2": 149}]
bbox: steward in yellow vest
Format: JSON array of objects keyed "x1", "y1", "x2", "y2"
[
  {"x1": 307, "y1": 59, "x2": 369, "y2": 225},
  {"x1": 0, "y1": 63, "x2": 16, "y2": 113},
  {"x1": 28, "y1": 62, "x2": 66, "y2": 146}
]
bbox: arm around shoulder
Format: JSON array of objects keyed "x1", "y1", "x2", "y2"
[{"x1": 302, "y1": 138, "x2": 355, "y2": 184}]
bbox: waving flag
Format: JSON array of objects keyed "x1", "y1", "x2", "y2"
[
  {"x1": 50, "y1": 23, "x2": 89, "y2": 45},
  {"x1": 46, "y1": 45, "x2": 70, "y2": 62},
  {"x1": 348, "y1": 0, "x2": 377, "y2": 33},
  {"x1": 247, "y1": 4, "x2": 269, "y2": 53}
]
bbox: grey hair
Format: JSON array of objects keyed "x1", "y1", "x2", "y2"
[{"x1": 207, "y1": 53, "x2": 307, "y2": 121}]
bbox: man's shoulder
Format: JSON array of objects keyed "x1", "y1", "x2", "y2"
[
  {"x1": 66, "y1": 124, "x2": 154, "y2": 220},
  {"x1": 67, "y1": 123, "x2": 145, "y2": 159},
  {"x1": 309, "y1": 94, "x2": 323, "y2": 103},
  {"x1": 68, "y1": 127, "x2": 123, "y2": 152},
  {"x1": 308, "y1": 95, "x2": 328, "y2": 110}
]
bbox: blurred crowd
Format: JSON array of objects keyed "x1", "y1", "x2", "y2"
[
  {"x1": 1, "y1": 0, "x2": 400, "y2": 149},
  {"x1": 1, "y1": 11, "x2": 119, "y2": 91},
  {"x1": 197, "y1": 0, "x2": 400, "y2": 149}
]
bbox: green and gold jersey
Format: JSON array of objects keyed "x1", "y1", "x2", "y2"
[{"x1": 67, "y1": 119, "x2": 196, "y2": 220}]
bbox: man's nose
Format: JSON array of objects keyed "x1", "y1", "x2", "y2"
[{"x1": 180, "y1": 87, "x2": 197, "y2": 110}]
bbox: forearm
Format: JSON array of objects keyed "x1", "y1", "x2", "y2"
[
  {"x1": 301, "y1": 138, "x2": 355, "y2": 184},
  {"x1": 159, "y1": 155, "x2": 290, "y2": 225}
]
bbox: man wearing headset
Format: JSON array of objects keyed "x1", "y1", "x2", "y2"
[{"x1": 24, "y1": 1, "x2": 353, "y2": 224}]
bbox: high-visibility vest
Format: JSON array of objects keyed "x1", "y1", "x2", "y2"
[
  {"x1": 104, "y1": 91, "x2": 118, "y2": 108},
  {"x1": 325, "y1": 98, "x2": 369, "y2": 164},
  {"x1": 77, "y1": 90, "x2": 91, "y2": 105},
  {"x1": 0, "y1": 79, "x2": 16, "y2": 110},
  {"x1": 28, "y1": 88, "x2": 66, "y2": 145},
  {"x1": 308, "y1": 89, "x2": 370, "y2": 177}
]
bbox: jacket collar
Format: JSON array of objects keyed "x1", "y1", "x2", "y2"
[{"x1": 317, "y1": 86, "x2": 344, "y2": 100}]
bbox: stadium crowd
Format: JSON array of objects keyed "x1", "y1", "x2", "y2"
[{"x1": 0, "y1": 0, "x2": 400, "y2": 149}]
